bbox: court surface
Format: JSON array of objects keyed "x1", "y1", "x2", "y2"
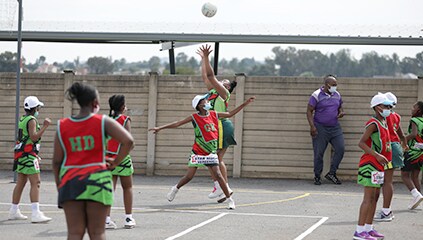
[{"x1": 0, "y1": 170, "x2": 422, "y2": 240}]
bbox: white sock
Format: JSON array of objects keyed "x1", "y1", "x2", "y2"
[
  {"x1": 31, "y1": 202, "x2": 40, "y2": 214},
  {"x1": 356, "y1": 225, "x2": 366, "y2": 233},
  {"x1": 214, "y1": 181, "x2": 219, "y2": 187},
  {"x1": 411, "y1": 188, "x2": 421, "y2": 198},
  {"x1": 106, "y1": 216, "x2": 111, "y2": 223},
  {"x1": 382, "y1": 207, "x2": 391, "y2": 215},
  {"x1": 364, "y1": 224, "x2": 373, "y2": 232},
  {"x1": 125, "y1": 214, "x2": 132, "y2": 219},
  {"x1": 11, "y1": 204, "x2": 19, "y2": 211}
]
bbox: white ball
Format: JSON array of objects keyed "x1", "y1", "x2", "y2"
[{"x1": 201, "y1": 2, "x2": 217, "y2": 18}]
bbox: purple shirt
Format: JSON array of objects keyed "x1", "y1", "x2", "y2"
[{"x1": 308, "y1": 87, "x2": 343, "y2": 127}]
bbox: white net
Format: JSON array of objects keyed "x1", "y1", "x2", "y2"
[{"x1": 0, "y1": 0, "x2": 18, "y2": 29}]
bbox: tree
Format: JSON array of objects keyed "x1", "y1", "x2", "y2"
[
  {"x1": 148, "y1": 56, "x2": 162, "y2": 72},
  {"x1": 86, "y1": 56, "x2": 114, "y2": 74},
  {"x1": 0, "y1": 51, "x2": 17, "y2": 72}
]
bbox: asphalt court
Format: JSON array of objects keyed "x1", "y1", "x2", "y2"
[{"x1": 0, "y1": 170, "x2": 422, "y2": 240}]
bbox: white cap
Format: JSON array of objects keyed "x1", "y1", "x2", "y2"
[
  {"x1": 192, "y1": 94, "x2": 208, "y2": 109},
  {"x1": 24, "y1": 96, "x2": 44, "y2": 110},
  {"x1": 370, "y1": 93, "x2": 393, "y2": 108},
  {"x1": 385, "y1": 92, "x2": 397, "y2": 105}
]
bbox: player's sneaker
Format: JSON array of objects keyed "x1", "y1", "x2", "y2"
[
  {"x1": 208, "y1": 186, "x2": 223, "y2": 199},
  {"x1": 353, "y1": 231, "x2": 377, "y2": 240},
  {"x1": 217, "y1": 190, "x2": 234, "y2": 203},
  {"x1": 373, "y1": 210, "x2": 394, "y2": 222},
  {"x1": 105, "y1": 220, "x2": 117, "y2": 229},
  {"x1": 124, "y1": 217, "x2": 136, "y2": 229},
  {"x1": 31, "y1": 212, "x2": 52, "y2": 223},
  {"x1": 167, "y1": 185, "x2": 178, "y2": 202},
  {"x1": 8, "y1": 209, "x2": 28, "y2": 220},
  {"x1": 368, "y1": 229, "x2": 384, "y2": 239},
  {"x1": 227, "y1": 198, "x2": 235, "y2": 210},
  {"x1": 408, "y1": 194, "x2": 423, "y2": 210}
]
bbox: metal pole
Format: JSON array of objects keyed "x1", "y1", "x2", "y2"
[
  {"x1": 213, "y1": 42, "x2": 219, "y2": 75},
  {"x1": 13, "y1": 0, "x2": 23, "y2": 183},
  {"x1": 169, "y1": 47, "x2": 175, "y2": 75}
]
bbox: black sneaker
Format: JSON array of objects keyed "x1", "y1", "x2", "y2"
[
  {"x1": 325, "y1": 172, "x2": 341, "y2": 184},
  {"x1": 314, "y1": 176, "x2": 321, "y2": 185}
]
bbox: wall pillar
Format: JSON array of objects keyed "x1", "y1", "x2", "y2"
[
  {"x1": 232, "y1": 73, "x2": 246, "y2": 178},
  {"x1": 63, "y1": 70, "x2": 74, "y2": 117},
  {"x1": 146, "y1": 72, "x2": 159, "y2": 175}
]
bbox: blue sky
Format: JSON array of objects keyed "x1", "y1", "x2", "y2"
[{"x1": 0, "y1": 0, "x2": 422, "y2": 63}]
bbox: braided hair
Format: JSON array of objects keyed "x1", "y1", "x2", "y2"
[{"x1": 108, "y1": 95, "x2": 125, "y2": 118}]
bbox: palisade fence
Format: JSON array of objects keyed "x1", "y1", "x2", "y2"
[{"x1": 0, "y1": 72, "x2": 422, "y2": 180}]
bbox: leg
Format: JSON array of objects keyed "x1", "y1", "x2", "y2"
[
  {"x1": 86, "y1": 201, "x2": 108, "y2": 240},
  {"x1": 120, "y1": 175, "x2": 133, "y2": 215},
  {"x1": 411, "y1": 169, "x2": 421, "y2": 192},
  {"x1": 106, "y1": 175, "x2": 118, "y2": 218},
  {"x1": 217, "y1": 148, "x2": 228, "y2": 182},
  {"x1": 358, "y1": 187, "x2": 376, "y2": 226},
  {"x1": 63, "y1": 201, "x2": 87, "y2": 240},
  {"x1": 28, "y1": 173, "x2": 41, "y2": 203},
  {"x1": 312, "y1": 124, "x2": 329, "y2": 177},
  {"x1": 12, "y1": 173, "x2": 28, "y2": 204},
  {"x1": 364, "y1": 188, "x2": 379, "y2": 225},
  {"x1": 382, "y1": 169, "x2": 394, "y2": 208},
  {"x1": 401, "y1": 170, "x2": 415, "y2": 191},
  {"x1": 208, "y1": 166, "x2": 231, "y2": 198},
  {"x1": 176, "y1": 167, "x2": 197, "y2": 189},
  {"x1": 328, "y1": 129, "x2": 344, "y2": 174}
]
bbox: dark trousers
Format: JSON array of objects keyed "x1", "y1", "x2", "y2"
[{"x1": 312, "y1": 123, "x2": 345, "y2": 177}]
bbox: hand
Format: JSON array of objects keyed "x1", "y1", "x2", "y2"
[
  {"x1": 401, "y1": 142, "x2": 409, "y2": 151},
  {"x1": 337, "y1": 112, "x2": 345, "y2": 118},
  {"x1": 148, "y1": 127, "x2": 160, "y2": 134},
  {"x1": 310, "y1": 126, "x2": 318, "y2": 138},
  {"x1": 375, "y1": 153, "x2": 389, "y2": 166},
  {"x1": 196, "y1": 44, "x2": 212, "y2": 59},
  {"x1": 247, "y1": 96, "x2": 256, "y2": 103},
  {"x1": 105, "y1": 156, "x2": 117, "y2": 170},
  {"x1": 43, "y1": 118, "x2": 51, "y2": 127}
]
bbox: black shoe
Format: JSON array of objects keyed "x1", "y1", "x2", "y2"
[
  {"x1": 325, "y1": 172, "x2": 341, "y2": 184},
  {"x1": 314, "y1": 176, "x2": 321, "y2": 185}
]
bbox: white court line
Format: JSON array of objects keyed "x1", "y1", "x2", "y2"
[
  {"x1": 293, "y1": 217, "x2": 329, "y2": 240},
  {"x1": 164, "y1": 213, "x2": 228, "y2": 240}
]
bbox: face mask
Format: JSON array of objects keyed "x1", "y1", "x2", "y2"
[
  {"x1": 93, "y1": 105, "x2": 100, "y2": 114},
  {"x1": 34, "y1": 111, "x2": 39, "y2": 118},
  {"x1": 380, "y1": 109, "x2": 391, "y2": 118},
  {"x1": 328, "y1": 86, "x2": 337, "y2": 93},
  {"x1": 203, "y1": 103, "x2": 212, "y2": 111}
]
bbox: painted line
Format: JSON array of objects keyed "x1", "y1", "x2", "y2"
[
  {"x1": 164, "y1": 213, "x2": 227, "y2": 240},
  {"x1": 293, "y1": 217, "x2": 329, "y2": 240}
]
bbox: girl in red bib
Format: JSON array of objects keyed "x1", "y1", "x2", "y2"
[
  {"x1": 149, "y1": 94, "x2": 255, "y2": 210},
  {"x1": 52, "y1": 82, "x2": 134, "y2": 240}
]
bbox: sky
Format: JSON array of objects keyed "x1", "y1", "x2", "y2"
[{"x1": 0, "y1": 0, "x2": 423, "y2": 64}]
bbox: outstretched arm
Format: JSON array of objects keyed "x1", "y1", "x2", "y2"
[
  {"x1": 149, "y1": 116, "x2": 192, "y2": 134},
  {"x1": 198, "y1": 51, "x2": 213, "y2": 91},
  {"x1": 196, "y1": 44, "x2": 228, "y2": 99},
  {"x1": 218, "y1": 96, "x2": 256, "y2": 119}
]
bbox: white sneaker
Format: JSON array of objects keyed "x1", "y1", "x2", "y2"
[
  {"x1": 8, "y1": 209, "x2": 28, "y2": 220},
  {"x1": 105, "y1": 220, "x2": 117, "y2": 229},
  {"x1": 227, "y1": 198, "x2": 235, "y2": 210},
  {"x1": 208, "y1": 186, "x2": 223, "y2": 199},
  {"x1": 167, "y1": 185, "x2": 179, "y2": 202},
  {"x1": 408, "y1": 194, "x2": 423, "y2": 210},
  {"x1": 217, "y1": 190, "x2": 234, "y2": 203},
  {"x1": 31, "y1": 212, "x2": 52, "y2": 223},
  {"x1": 124, "y1": 217, "x2": 136, "y2": 229}
]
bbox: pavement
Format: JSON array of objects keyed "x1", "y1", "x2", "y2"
[{"x1": 0, "y1": 170, "x2": 422, "y2": 240}]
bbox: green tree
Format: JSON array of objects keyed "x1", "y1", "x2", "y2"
[
  {"x1": 0, "y1": 51, "x2": 17, "y2": 72},
  {"x1": 148, "y1": 56, "x2": 162, "y2": 72},
  {"x1": 86, "y1": 56, "x2": 114, "y2": 74}
]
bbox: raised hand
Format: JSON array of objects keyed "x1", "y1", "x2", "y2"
[{"x1": 196, "y1": 44, "x2": 213, "y2": 59}]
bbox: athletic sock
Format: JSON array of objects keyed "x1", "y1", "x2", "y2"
[
  {"x1": 11, "y1": 204, "x2": 19, "y2": 211},
  {"x1": 356, "y1": 225, "x2": 366, "y2": 233},
  {"x1": 382, "y1": 208, "x2": 391, "y2": 215},
  {"x1": 106, "y1": 216, "x2": 111, "y2": 223},
  {"x1": 31, "y1": 202, "x2": 40, "y2": 214},
  {"x1": 364, "y1": 224, "x2": 372, "y2": 232},
  {"x1": 411, "y1": 188, "x2": 421, "y2": 198}
]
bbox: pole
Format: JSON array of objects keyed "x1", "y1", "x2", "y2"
[
  {"x1": 213, "y1": 42, "x2": 219, "y2": 75},
  {"x1": 13, "y1": 0, "x2": 23, "y2": 183}
]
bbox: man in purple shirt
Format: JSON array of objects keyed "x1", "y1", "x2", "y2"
[{"x1": 306, "y1": 75, "x2": 345, "y2": 185}]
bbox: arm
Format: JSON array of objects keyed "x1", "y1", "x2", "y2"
[
  {"x1": 358, "y1": 123, "x2": 389, "y2": 165},
  {"x1": 306, "y1": 104, "x2": 317, "y2": 137},
  {"x1": 148, "y1": 116, "x2": 192, "y2": 134},
  {"x1": 105, "y1": 117, "x2": 135, "y2": 168},
  {"x1": 52, "y1": 132, "x2": 64, "y2": 188},
  {"x1": 396, "y1": 124, "x2": 408, "y2": 150},
  {"x1": 217, "y1": 97, "x2": 255, "y2": 119},
  {"x1": 28, "y1": 118, "x2": 51, "y2": 142},
  {"x1": 405, "y1": 121, "x2": 418, "y2": 142},
  {"x1": 197, "y1": 44, "x2": 228, "y2": 100}
]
